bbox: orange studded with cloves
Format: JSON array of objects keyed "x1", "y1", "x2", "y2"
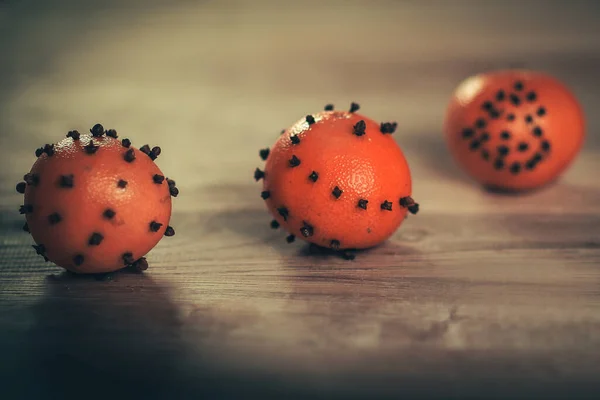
[
  {"x1": 443, "y1": 70, "x2": 585, "y2": 191},
  {"x1": 254, "y1": 103, "x2": 419, "y2": 256},
  {"x1": 16, "y1": 124, "x2": 179, "y2": 273}
]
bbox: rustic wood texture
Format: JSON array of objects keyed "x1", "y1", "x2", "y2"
[{"x1": 1, "y1": 1, "x2": 600, "y2": 399}]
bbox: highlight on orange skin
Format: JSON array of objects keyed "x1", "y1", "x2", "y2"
[
  {"x1": 443, "y1": 70, "x2": 585, "y2": 191},
  {"x1": 16, "y1": 124, "x2": 179, "y2": 274},
  {"x1": 254, "y1": 103, "x2": 419, "y2": 256}
]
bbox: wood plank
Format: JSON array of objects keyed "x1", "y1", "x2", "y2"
[{"x1": 1, "y1": 210, "x2": 599, "y2": 398}]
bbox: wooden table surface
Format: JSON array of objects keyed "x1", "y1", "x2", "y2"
[{"x1": 1, "y1": 1, "x2": 600, "y2": 399}]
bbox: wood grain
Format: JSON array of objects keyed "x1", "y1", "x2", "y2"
[{"x1": 1, "y1": 1, "x2": 600, "y2": 399}]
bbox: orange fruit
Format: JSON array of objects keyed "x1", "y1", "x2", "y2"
[
  {"x1": 443, "y1": 70, "x2": 585, "y2": 191},
  {"x1": 16, "y1": 124, "x2": 178, "y2": 273},
  {"x1": 255, "y1": 103, "x2": 419, "y2": 255}
]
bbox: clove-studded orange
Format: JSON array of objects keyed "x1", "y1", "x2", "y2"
[
  {"x1": 15, "y1": 124, "x2": 179, "y2": 274},
  {"x1": 443, "y1": 70, "x2": 585, "y2": 191},
  {"x1": 254, "y1": 103, "x2": 419, "y2": 256}
]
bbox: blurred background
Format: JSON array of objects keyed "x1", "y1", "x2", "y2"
[
  {"x1": 1, "y1": 1, "x2": 600, "y2": 399},
  {"x1": 1, "y1": 0, "x2": 599, "y2": 213}
]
